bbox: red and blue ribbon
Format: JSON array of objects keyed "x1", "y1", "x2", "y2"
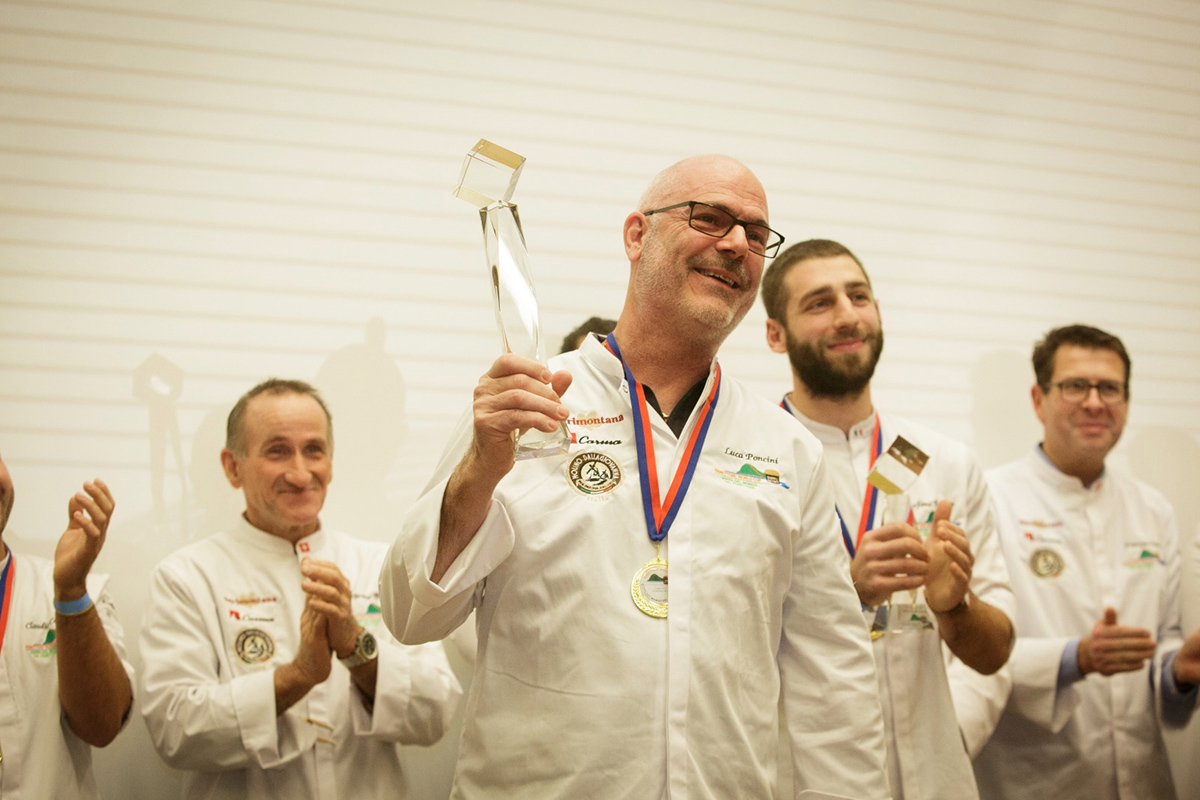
[{"x1": 608, "y1": 333, "x2": 720, "y2": 543}]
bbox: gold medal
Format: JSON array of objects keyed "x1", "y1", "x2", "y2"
[{"x1": 631, "y1": 555, "x2": 668, "y2": 618}]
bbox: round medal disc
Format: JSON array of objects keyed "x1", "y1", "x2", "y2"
[{"x1": 631, "y1": 557, "x2": 668, "y2": 618}]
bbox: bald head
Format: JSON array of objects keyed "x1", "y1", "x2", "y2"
[{"x1": 637, "y1": 155, "x2": 767, "y2": 219}]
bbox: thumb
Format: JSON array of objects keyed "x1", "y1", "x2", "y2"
[
  {"x1": 1103, "y1": 607, "x2": 1118, "y2": 626},
  {"x1": 933, "y1": 499, "x2": 954, "y2": 525}
]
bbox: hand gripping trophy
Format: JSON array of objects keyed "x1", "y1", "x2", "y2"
[{"x1": 453, "y1": 139, "x2": 571, "y2": 460}]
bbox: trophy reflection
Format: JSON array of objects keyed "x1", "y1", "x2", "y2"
[{"x1": 453, "y1": 139, "x2": 570, "y2": 460}]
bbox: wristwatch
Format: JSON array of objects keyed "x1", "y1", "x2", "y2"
[{"x1": 338, "y1": 630, "x2": 378, "y2": 668}]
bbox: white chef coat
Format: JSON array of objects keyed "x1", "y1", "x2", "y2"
[
  {"x1": 381, "y1": 335, "x2": 890, "y2": 800},
  {"x1": 0, "y1": 552, "x2": 134, "y2": 800},
  {"x1": 974, "y1": 448, "x2": 1196, "y2": 800},
  {"x1": 785, "y1": 404, "x2": 1015, "y2": 800},
  {"x1": 139, "y1": 518, "x2": 461, "y2": 800}
]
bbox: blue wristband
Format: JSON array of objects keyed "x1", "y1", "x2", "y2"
[{"x1": 54, "y1": 592, "x2": 93, "y2": 616}]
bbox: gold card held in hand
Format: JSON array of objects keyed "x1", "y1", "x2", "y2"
[{"x1": 866, "y1": 436, "x2": 929, "y2": 496}]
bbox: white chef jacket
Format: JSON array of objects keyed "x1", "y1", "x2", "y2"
[
  {"x1": 139, "y1": 518, "x2": 461, "y2": 800},
  {"x1": 974, "y1": 449, "x2": 1196, "y2": 800},
  {"x1": 381, "y1": 335, "x2": 890, "y2": 800},
  {"x1": 785, "y1": 404, "x2": 1016, "y2": 800},
  {"x1": 0, "y1": 552, "x2": 134, "y2": 800}
]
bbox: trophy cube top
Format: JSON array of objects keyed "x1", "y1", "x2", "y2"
[{"x1": 453, "y1": 139, "x2": 526, "y2": 208}]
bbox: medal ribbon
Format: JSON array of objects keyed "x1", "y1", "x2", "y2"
[
  {"x1": 607, "y1": 333, "x2": 721, "y2": 543},
  {"x1": 0, "y1": 556, "x2": 13, "y2": 658},
  {"x1": 781, "y1": 394, "x2": 881, "y2": 558}
]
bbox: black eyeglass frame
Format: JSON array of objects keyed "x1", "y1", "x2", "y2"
[
  {"x1": 1045, "y1": 378, "x2": 1128, "y2": 404},
  {"x1": 642, "y1": 201, "x2": 785, "y2": 258}
]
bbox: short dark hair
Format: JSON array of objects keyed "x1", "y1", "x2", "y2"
[
  {"x1": 559, "y1": 316, "x2": 617, "y2": 354},
  {"x1": 225, "y1": 378, "x2": 333, "y2": 456},
  {"x1": 1032, "y1": 324, "x2": 1131, "y2": 397},
  {"x1": 760, "y1": 239, "x2": 868, "y2": 322}
]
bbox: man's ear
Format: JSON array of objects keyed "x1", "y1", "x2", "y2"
[
  {"x1": 1031, "y1": 384, "x2": 1047, "y2": 425},
  {"x1": 220, "y1": 448, "x2": 243, "y2": 489},
  {"x1": 623, "y1": 212, "x2": 646, "y2": 262},
  {"x1": 765, "y1": 318, "x2": 789, "y2": 354}
]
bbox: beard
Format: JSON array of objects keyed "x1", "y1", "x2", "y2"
[{"x1": 787, "y1": 327, "x2": 884, "y2": 399}]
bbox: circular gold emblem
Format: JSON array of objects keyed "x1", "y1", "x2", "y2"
[
  {"x1": 567, "y1": 451, "x2": 622, "y2": 495},
  {"x1": 234, "y1": 628, "x2": 275, "y2": 664},
  {"x1": 631, "y1": 558, "x2": 668, "y2": 618},
  {"x1": 1030, "y1": 548, "x2": 1064, "y2": 579}
]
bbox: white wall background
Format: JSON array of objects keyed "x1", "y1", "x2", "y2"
[{"x1": 0, "y1": 0, "x2": 1197, "y2": 797}]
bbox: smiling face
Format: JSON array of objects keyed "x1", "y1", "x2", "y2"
[
  {"x1": 220, "y1": 391, "x2": 332, "y2": 542},
  {"x1": 1033, "y1": 344, "x2": 1128, "y2": 482},
  {"x1": 623, "y1": 156, "x2": 768, "y2": 344},
  {"x1": 765, "y1": 254, "x2": 883, "y2": 399}
]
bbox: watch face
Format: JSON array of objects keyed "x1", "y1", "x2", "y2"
[{"x1": 360, "y1": 631, "x2": 377, "y2": 658}]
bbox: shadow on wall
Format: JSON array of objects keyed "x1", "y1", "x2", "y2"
[
  {"x1": 314, "y1": 317, "x2": 408, "y2": 543},
  {"x1": 970, "y1": 350, "x2": 1042, "y2": 469},
  {"x1": 1126, "y1": 428, "x2": 1200, "y2": 548}
]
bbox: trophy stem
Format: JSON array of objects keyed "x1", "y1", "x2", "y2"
[{"x1": 454, "y1": 139, "x2": 570, "y2": 462}]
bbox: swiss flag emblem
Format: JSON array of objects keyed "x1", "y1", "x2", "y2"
[{"x1": 298, "y1": 542, "x2": 310, "y2": 553}]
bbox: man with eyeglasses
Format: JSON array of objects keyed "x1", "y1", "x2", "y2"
[
  {"x1": 973, "y1": 324, "x2": 1200, "y2": 800},
  {"x1": 761, "y1": 239, "x2": 1015, "y2": 800},
  {"x1": 381, "y1": 155, "x2": 890, "y2": 799}
]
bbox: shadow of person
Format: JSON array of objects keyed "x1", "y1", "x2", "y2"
[
  {"x1": 314, "y1": 317, "x2": 408, "y2": 544},
  {"x1": 969, "y1": 350, "x2": 1043, "y2": 470}
]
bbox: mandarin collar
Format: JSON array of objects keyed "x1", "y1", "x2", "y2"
[
  {"x1": 1029, "y1": 445, "x2": 1105, "y2": 493},
  {"x1": 230, "y1": 513, "x2": 327, "y2": 557},
  {"x1": 579, "y1": 333, "x2": 720, "y2": 395},
  {"x1": 785, "y1": 399, "x2": 876, "y2": 446}
]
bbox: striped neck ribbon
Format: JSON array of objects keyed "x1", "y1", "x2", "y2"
[
  {"x1": 0, "y1": 555, "x2": 13, "y2": 658},
  {"x1": 607, "y1": 333, "x2": 721, "y2": 544},
  {"x1": 781, "y1": 395, "x2": 881, "y2": 558}
]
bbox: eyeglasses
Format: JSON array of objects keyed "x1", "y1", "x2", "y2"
[
  {"x1": 1048, "y1": 378, "x2": 1127, "y2": 404},
  {"x1": 642, "y1": 201, "x2": 785, "y2": 258}
]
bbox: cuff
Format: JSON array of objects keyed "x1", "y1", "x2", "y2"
[
  {"x1": 231, "y1": 670, "x2": 284, "y2": 765},
  {"x1": 1057, "y1": 639, "x2": 1084, "y2": 687}
]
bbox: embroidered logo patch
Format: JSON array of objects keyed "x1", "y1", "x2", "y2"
[
  {"x1": 234, "y1": 629, "x2": 275, "y2": 664},
  {"x1": 356, "y1": 601, "x2": 384, "y2": 628},
  {"x1": 25, "y1": 628, "x2": 56, "y2": 658},
  {"x1": 567, "y1": 451, "x2": 622, "y2": 495},
  {"x1": 1123, "y1": 548, "x2": 1164, "y2": 570},
  {"x1": 714, "y1": 463, "x2": 789, "y2": 489},
  {"x1": 1029, "y1": 548, "x2": 1065, "y2": 579}
]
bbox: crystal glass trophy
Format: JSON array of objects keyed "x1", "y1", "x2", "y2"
[
  {"x1": 867, "y1": 436, "x2": 934, "y2": 634},
  {"x1": 453, "y1": 139, "x2": 570, "y2": 460},
  {"x1": 882, "y1": 493, "x2": 933, "y2": 633}
]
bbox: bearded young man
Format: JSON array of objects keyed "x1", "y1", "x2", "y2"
[{"x1": 762, "y1": 239, "x2": 1015, "y2": 800}]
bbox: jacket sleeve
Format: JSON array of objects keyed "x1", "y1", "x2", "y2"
[
  {"x1": 781, "y1": 453, "x2": 891, "y2": 800},
  {"x1": 1152, "y1": 509, "x2": 1198, "y2": 728},
  {"x1": 379, "y1": 414, "x2": 516, "y2": 645},
  {"x1": 348, "y1": 542, "x2": 461, "y2": 744},
  {"x1": 945, "y1": 453, "x2": 1016, "y2": 756},
  {"x1": 138, "y1": 561, "x2": 314, "y2": 771}
]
